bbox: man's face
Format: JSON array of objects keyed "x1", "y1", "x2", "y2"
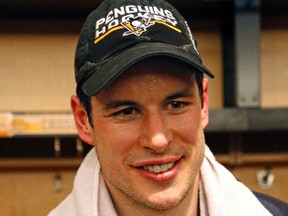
[{"x1": 73, "y1": 57, "x2": 209, "y2": 213}]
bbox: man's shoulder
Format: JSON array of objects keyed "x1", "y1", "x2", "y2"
[{"x1": 253, "y1": 191, "x2": 288, "y2": 216}]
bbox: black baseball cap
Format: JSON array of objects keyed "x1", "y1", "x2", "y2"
[{"x1": 75, "y1": 0, "x2": 214, "y2": 96}]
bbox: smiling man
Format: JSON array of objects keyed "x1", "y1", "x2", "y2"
[
  {"x1": 78, "y1": 57, "x2": 208, "y2": 215},
  {"x1": 49, "y1": 0, "x2": 288, "y2": 215}
]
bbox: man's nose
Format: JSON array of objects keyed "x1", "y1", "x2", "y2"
[{"x1": 139, "y1": 112, "x2": 173, "y2": 153}]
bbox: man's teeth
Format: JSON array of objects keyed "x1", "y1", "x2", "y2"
[{"x1": 143, "y1": 162, "x2": 175, "y2": 173}]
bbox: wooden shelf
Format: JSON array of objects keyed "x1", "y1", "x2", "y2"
[
  {"x1": 207, "y1": 108, "x2": 288, "y2": 132},
  {"x1": 1, "y1": 108, "x2": 287, "y2": 137},
  {"x1": 0, "y1": 158, "x2": 83, "y2": 170}
]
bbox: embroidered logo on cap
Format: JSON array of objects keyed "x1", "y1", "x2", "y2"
[
  {"x1": 122, "y1": 16, "x2": 155, "y2": 36},
  {"x1": 93, "y1": 5, "x2": 182, "y2": 44},
  {"x1": 184, "y1": 21, "x2": 200, "y2": 55}
]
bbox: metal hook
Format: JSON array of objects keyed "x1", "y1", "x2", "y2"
[
  {"x1": 54, "y1": 137, "x2": 61, "y2": 158},
  {"x1": 76, "y1": 138, "x2": 84, "y2": 157},
  {"x1": 54, "y1": 173, "x2": 63, "y2": 192},
  {"x1": 257, "y1": 167, "x2": 274, "y2": 190}
]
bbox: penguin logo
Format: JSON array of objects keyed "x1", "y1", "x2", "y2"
[{"x1": 122, "y1": 16, "x2": 155, "y2": 36}]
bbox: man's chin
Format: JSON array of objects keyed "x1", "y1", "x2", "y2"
[{"x1": 142, "y1": 190, "x2": 189, "y2": 212}]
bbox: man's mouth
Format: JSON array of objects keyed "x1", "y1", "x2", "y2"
[{"x1": 142, "y1": 162, "x2": 175, "y2": 174}]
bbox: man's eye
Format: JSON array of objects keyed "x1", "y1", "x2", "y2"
[
  {"x1": 114, "y1": 107, "x2": 136, "y2": 116},
  {"x1": 170, "y1": 101, "x2": 185, "y2": 109},
  {"x1": 121, "y1": 107, "x2": 135, "y2": 115}
]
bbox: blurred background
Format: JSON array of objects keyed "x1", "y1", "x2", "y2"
[{"x1": 0, "y1": 0, "x2": 287, "y2": 215}]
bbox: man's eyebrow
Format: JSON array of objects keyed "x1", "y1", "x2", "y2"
[
  {"x1": 166, "y1": 88, "x2": 196, "y2": 101},
  {"x1": 102, "y1": 100, "x2": 138, "y2": 111},
  {"x1": 100, "y1": 88, "x2": 196, "y2": 110}
]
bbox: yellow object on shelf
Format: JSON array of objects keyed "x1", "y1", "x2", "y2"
[
  {"x1": 0, "y1": 113, "x2": 77, "y2": 137},
  {"x1": 0, "y1": 112, "x2": 14, "y2": 137}
]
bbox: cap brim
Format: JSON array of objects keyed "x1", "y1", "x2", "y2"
[{"x1": 82, "y1": 42, "x2": 215, "y2": 96}]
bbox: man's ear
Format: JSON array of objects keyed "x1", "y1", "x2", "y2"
[
  {"x1": 201, "y1": 78, "x2": 209, "y2": 129},
  {"x1": 71, "y1": 95, "x2": 94, "y2": 145}
]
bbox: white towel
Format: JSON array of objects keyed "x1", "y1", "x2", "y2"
[
  {"x1": 199, "y1": 146, "x2": 271, "y2": 216},
  {"x1": 48, "y1": 148, "x2": 100, "y2": 216},
  {"x1": 49, "y1": 146, "x2": 271, "y2": 216}
]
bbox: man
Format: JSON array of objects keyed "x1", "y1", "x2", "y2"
[{"x1": 49, "y1": 0, "x2": 288, "y2": 215}]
